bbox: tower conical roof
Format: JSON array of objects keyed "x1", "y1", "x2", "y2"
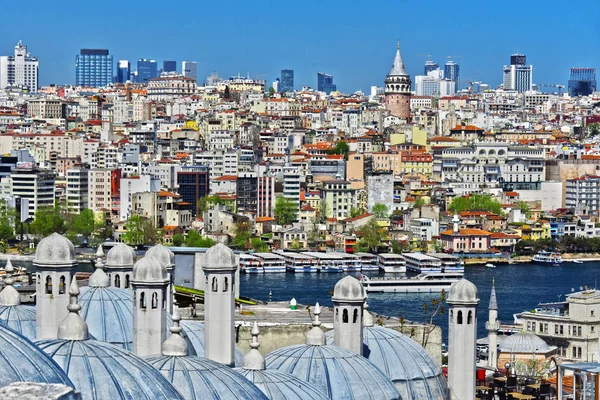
[
  {"x1": 489, "y1": 279, "x2": 498, "y2": 310},
  {"x1": 388, "y1": 41, "x2": 408, "y2": 76}
]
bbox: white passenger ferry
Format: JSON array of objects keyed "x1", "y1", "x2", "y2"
[
  {"x1": 300, "y1": 252, "x2": 342, "y2": 273},
  {"x1": 428, "y1": 253, "x2": 464, "y2": 274},
  {"x1": 359, "y1": 273, "x2": 463, "y2": 293},
  {"x1": 239, "y1": 254, "x2": 263, "y2": 274},
  {"x1": 253, "y1": 252, "x2": 287, "y2": 273},
  {"x1": 280, "y1": 252, "x2": 318, "y2": 273},
  {"x1": 354, "y1": 252, "x2": 379, "y2": 271},
  {"x1": 377, "y1": 254, "x2": 406, "y2": 273},
  {"x1": 403, "y1": 252, "x2": 442, "y2": 273},
  {"x1": 532, "y1": 250, "x2": 564, "y2": 265}
]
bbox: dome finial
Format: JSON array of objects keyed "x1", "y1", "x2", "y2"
[
  {"x1": 397, "y1": 39, "x2": 400, "y2": 50},
  {"x1": 306, "y1": 303, "x2": 325, "y2": 345},
  {"x1": 0, "y1": 258, "x2": 20, "y2": 306},
  {"x1": 89, "y1": 245, "x2": 109, "y2": 288},
  {"x1": 242, "y1": 322, "x2": 265, "y2": 370},
  {"x1": 161, "y1": 304, "x2": 188, "y2": 356},
  {"x1": 57, "y1": 276, "x2": 89, "y2": 341}
]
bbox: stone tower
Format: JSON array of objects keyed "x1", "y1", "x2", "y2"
[
  {"x1": 105, "y1": 243, "x2": 136, "y2": 290},
  {"x1": 145, "y1": 244, "x2": 176, "y2": 314},
  {"x1": 131, "y1": 255, "x2": 169, "y2": 356},
  {"x1": 332, "y1": 275, "x2": 366, "y2": 355},
  {"x1": 202, "y1": 243, "x2": 237, "y2": 366},
  {"x1": 384, "y1": 41, "x2": 412, "y2": 121},
  {"x1": 486, "y1": 280, "x2": 500, "y2": 370},
  {"x1": 34, "y1": 233, "x2": 78, "y2": 339},
  {"x1": 447, "y1": 278, "x2": 480, "y2": 400}
]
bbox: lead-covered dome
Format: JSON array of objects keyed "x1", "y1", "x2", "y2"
[
  {"x1": 179, "y1": 320, "x2": 244, "y2": 366},
  {"x1": 33, "y1": 233, "x2": 76, "y2": 267},
  {"x1": 447, "y1": 278, "x2": 479, "y2": 304},
  {"x1": 235, "y1": 369, "x2": 329, "y2": 400},
  {"x1": 332, "y1": 275, "x2": 366, "y2": 302},
  {"x1": 145, "y1": 245, "x2": 175, "y2": 269},
  {"x1": 106, "y1": 243, "x2": 136, "y2": 268},
  {"x1": 0, "y1": 305, "x2": 36, "y2": 340},
  {"x1": 132, "y1": 256, "x2": 167, "y2": 282},
  {"x1": 499, "y1": 332, "x2": 553, "y2": 353}
]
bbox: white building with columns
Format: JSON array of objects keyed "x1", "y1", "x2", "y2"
[{"x1": 0, "y1": 41, "x2": 39, "y2": 91}]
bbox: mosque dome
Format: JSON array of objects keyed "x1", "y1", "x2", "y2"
[
  {"x1": 179, "y1": 319, "x2": 244, "y2": 366},
  {"x1": 447, "y1": 278, "x2": 479, "y2": 304},
  {"x1": 132, "y1": 256, "x2": 167, "y2": 282},
  {"x1": 326, "y1": 326, "x2": 447, "y2": 399},
  {"x1": 145, "y1": 245, "x2": 175, "y2": 269},
  {"x1": 332, "y1": 275, "x2": 366, "y2": 302},
  {"x1": 499, "y1": 332, "x2": 552, "y2": 353},
  {"x1": 0, "y1": 324, "x2": 73, "y2": 388},
  {"x1": 33, "y1": 233, "x2": 76, "y2": 267},
  {"x1": 0, "y1": 305, "x2": 36, "y2": 340},
  {"x1": 203, "y1": 243, "x2": 237, "y2": 271},
  {"x1": 106, "y1": 243, "x2": 136, "y2": 268}
]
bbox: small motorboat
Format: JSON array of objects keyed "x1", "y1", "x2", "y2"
[
  {"x1": 572, "y1": 260, "x2": 584, "y2": 264},
  {"x1": 485, "y1": 263, "x2": 496, "y2": 269}
]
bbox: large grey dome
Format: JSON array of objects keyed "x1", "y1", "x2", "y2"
[
  {"x1": 0, "y1": 305, "x2": 36, "y2": 340},
  {"x1": 33, "y1": 233, "x2": 77, "y2": 267},
  {"x1": 106, "y1": 243, "x2": 136, "y2": 268},
  {"x1": 36, "y1": 339, "x2": 183, "y2": 400},
  {"x1": 179, "y1": 319, "x2": 244, "y2": 366},
  {"x1": 326, "y1": 326, "x2": 447, "y2": 399},
  {"x1": 235, "y1": 368, "x2": 329, "y2": 400},
  {"x1": 0, "y1": 324, "x2": 74, "y2": 389},
  {"x1": 145, "y1": 355, "x2": 268, "y2": 400},
  {"x1": 145, "y1": 245, "x2": 175, "y2": 269},
  {"x1": 499, "y1": 332, "x2": 553, "y2": 353},
  {"x1": 203, "y1": 243, "x2": 237, "y2": 271},
  {"x1": 332, "y1": 275, "x2": 366, "y2": 302},
  {"x1": 132, "y1": 256, "x2": 167, "y2": 282},
  {"x1": 447, "y1": 278, "x2": 479, "y2": 304}
]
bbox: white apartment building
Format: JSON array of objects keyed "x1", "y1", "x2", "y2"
[
  {"x1": 283, "y1": 164, "x2": 301, "y2": 208},
  {"x1": 147, "y1": 75, "x2": 197, "y2": 101},
  {"x1": 410, "y1": 218, "x2": 440, "y2": 241},
  {"x1": 206, "y1": 130, "x2": 235, "y2": 151},
  {"x1": 321, "y1": 180, "x2": 357, "y2": 220},
  {"x1": 120, "y1": 175, "x2": 161, "y2": 221},
  {"x1": 10, "y1": 168, "x2": 55, "y2": 219},
  {"x1": 565, "y1": 175, "x2": 600, "y2": 215},
  {"x1": 194, "y1": 149, "x2": 238, "y2": 182},
  {"x1": 0, "y1": 132, "x2": 84, "y2": 161},
  {"x1": 0, "y1": 41, "x2": 38, "y2": 91},
  {"x1": 88, "y1": 169, "x2": 119, "y2": 215},
  {"x1": 66, "y1": 168, "x2": 89, "y2": 213},
  {"x1": 27, "y1": 99, "x2": 63, "y2": 119}
]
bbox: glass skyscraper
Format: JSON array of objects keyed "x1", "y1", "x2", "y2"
[
  {"x1": 163, "y1": 60, "x2": 177, "y2": 73},
  {"x1": 116, "y1": 60, "x2": 130, "y2": 83},
  {"x1": 280, "y1": 69, "x2": 294, "y2": 93},
  {"x1": 75, "y1": 49, "x2": 113, "y2": 87},
  {"x1": 569, "y1": 68, "x2": 596, "y2": 97},
  {"x1": 424, "y1": 60, "x2": 439, "y2": 75},
  {"x1": 317, "y1": 72, "x2": 336, "y2": 94},
  {"x1": 137, "y1": 59, "x2": 158, "y2": 83},
  {"x1": 444, "y1": 60, "x2": 460, "y2": 92}
]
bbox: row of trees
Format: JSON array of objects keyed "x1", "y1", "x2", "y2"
[
  {"x1": 515, "y1": 235, "x2": 600, "y2": 255},
  {"x1": 449, "y1": 193, "x2": 504, "y2": 215}
]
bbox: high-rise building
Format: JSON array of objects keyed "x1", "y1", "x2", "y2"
[
  {"x1": 415, "y1": 69, "x2": 455, "y2": 97},
  {"x1": 163, "y1": 60, "x2": 177, "y2": 73},
  {"x1": 66, "y1": 168, "x2": 89, "y2": 213},
  {"x1": 568, "y1": 68, "x2": 597, "y2": 97},
  {"x1": 317, "y1": 72, "x2": 336, "y2": 94},
  {"x1": 236, "y1": 172, "x2": 258, "y2": 215},
  {"x1": 0, "y1": 41, "x2": 39, "y2": 91},
  {"x1": 384, "y1": 42, "x2": 411, "y2": 120},
  {"x1": 177, "y1": 166, "x2": 209, "y2": 217},
  {"x1": 424, "y1": 59, "x2": 439, "y2": 75},
  {"x1": 136, "y1": 59, "x2": 157, "y2": 83},
  {"x1": 444, "y1": 59, "x2": 460, "y2": 92},
  {"x1": 116, "y1": 60, "x2": 130, "y2": 83},
  {"x1": 75, "y1": 49, "x2": 113, "y2": 87},
  {"x1": 10, "y1": 167, "x2": 55, "y2": 219},
  {"x1": 182, "y1": 61, "x2": 197, "y2": 80},
  {"x1": 502, "y1": 54, "x2": 533, "y2": 92},
  {"x1": 280, "y1": 69, "x2": 294, "y2": 93}
]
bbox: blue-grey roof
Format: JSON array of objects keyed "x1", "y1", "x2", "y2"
[
  {"x1": 145, "y1": 355, "x2": 268, "y2": 400},
  {"x1": 234, "y1": 368, "x2": 329, "y2": 400},
  {"x1": 36, "y1": 339, "x2": 183, "y2": 400},
  {"x1": 498, "y1": 332, "x2": 553, "y2": 354},
  {"x1": 180, "y1": 320, "x2": 244, "y2": 366},
  {"x1": 265, "y1": 344, "x2": 401, "y2": 400},
  {"x1": 0, "y1": 324, "x2": 73, "y2": 388},
  {"x1": 326, "y1": 326, "x2": 447, "y2": 399},
  {"x1": 0, "y1": 304, "x2": 36, "y2": 340}
]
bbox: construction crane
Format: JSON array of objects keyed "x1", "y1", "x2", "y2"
[
  {"x1": 537, "y1": 84, "x2": 565, "y2": 95},
  {"x1": 417, "y1": 53, "x2": 434, "y2": 61},
  {"x1": 446, "y1": 55, "x2": 462, "y2": 61}
]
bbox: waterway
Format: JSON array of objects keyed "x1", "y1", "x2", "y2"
[{"x1": 240, "y1": 262, "x2": 600, "y2": 342}]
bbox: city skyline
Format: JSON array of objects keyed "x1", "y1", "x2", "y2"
[{"x1": 0, "y1": 0, "x2": 598, "y2": 92}]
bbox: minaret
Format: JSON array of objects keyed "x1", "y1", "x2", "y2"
[
  {"x1": 202, "y1": 243, "x2": 237, "y2": 366},
  {"x1": 486, "y1": 279, "x2": 500, "y2": 370},
  {"x1": 105, "y1": 243, "x2": 136, "y2": 290},
  {"x1": 332, "y1": 275, "x2": 366, "y2": 355},
  {"x1": 453, "y1": 213, "x2": 460, "y2": 233},
  {"x1": 384, "y1": 41, "x2": 412, "y2": 121},
  {"x1": 33, "y1": 233, "x2": 78, "y2": 339},
  {"x1": 132, "y1": 256, "x2": 169, "y2": 356},
  {"x1": 447, "y1": 279, "x2": 480, "y2": 400}
]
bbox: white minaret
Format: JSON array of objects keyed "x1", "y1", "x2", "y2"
[
  {"x1": 452, "y1": 213, "x2": 460, "y2": 233},
  {"x1": 132, "y1": 256, "x2": 169, "y2": 356},
  {"x1": 447, "y1": 278, "x2": 479, "y2": 400},
  {"x1": 332, "y1": 275, "x2": 366, "y2": 355},
  {"x1": 105, "y1": 243, "x2": 136, "y2": 290},
  {"x1": 33, "y1": 233, "x2": 78, "y2": 339},
  {"x1": 202, "y1": 243, "x2": 237, "y2": 366},
  {"x1": 145, "y1": 244, "x2": 176, "y2": 314},
  {"x1": 486, "y1": 279, "x2": 500, "y2": 370}
]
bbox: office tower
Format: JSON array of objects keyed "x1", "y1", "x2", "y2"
[
  {"x1": 444, "y1": 59, "x2": 460, "y2": 92},
  {"x1": 317, "y1": 72, "x2": 336, "y2": 94},
  {"x1": 502, "y1": 54, "x2": 533, "y2": 92},
  {"x1": 568, "y1": 68, "x2": 597, "y2": 97},
  {"x1": 415, "y1": 69, "x2": 455, "y2": 97},
  {"x1": 424, "y1": 59, "x2": 439, "y2": 75},
  {"x1": 75, "y1": 49, "x2": 113, "y2": 87},
  {"x1": 236, "y1": 173, "x2": 258, "y2": 215},
  {"x1": 137, "y1": 59, "x2": 157, "y2": 83},
  {"x1": 182, "y1": 61, "x2": 198, "y2": 80},
  {"x1": 116, "y1": 60, "x2": 130, "y2": 83},
  {"x1": 384, "y1": 42, "x2": 411, "y2": 120},
  {"x1": 177, "y1": 166, "x2": 209, "y2": 217},
  {"x1": 0, "y1": 41, "x2": 39, "y2": 91},
  {"x1": 272, "y1": 78, "x2": 280, "y2": 92},
  {"x1": 163, "y1": 60, "x2": 177, "y2": 73},
  {"x1": 280, "y1": 69, "x2": 294, "y2": 93}
]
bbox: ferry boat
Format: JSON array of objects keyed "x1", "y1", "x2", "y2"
[
  {"x1": 239, "y1": 254, "x2": 263, "y2": 274},
  {"x1": 299, "y1": 252, "x2": 340, "y2": 273},
  {"x1": 532, "y1": 250, "x2": 564, "y2": 265},
  {"x1": 354, "y1": 252, "x2": 379, "y2": 271},
  {"x1": 377, "y1": 254, "x2": 406, "y2": 273},
  {"x1": 403, "y1": 252, "x2": 442, "y2": 273},
  {"x1": 428, "y1": 253, "x2": 464, "y2": 274},
  {"x1": 280, "y1": 252, "x2": 318, "y2": 273},
  {"x1": 253, "y1": 252, "x2": 287, "y2": 273},
  {"x1": 359, "y1": 272, "x2": 463, "y2": 293}
]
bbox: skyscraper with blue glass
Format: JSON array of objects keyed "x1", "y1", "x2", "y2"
[
  {"x1": 444, "y1": 59, "x2": 460, "y2": 92},
  {"x1": 137, "y1": 59, "x2": 158, "y2": 83},
  {"x1": 317, "y1": 72, "x2": 336, "y2": 94},
  {"x1": 163, "y1": 60, "x2": 177, "y2": 73},
  {"x1": 75, "y1": 49, "x2": 113, "y2": 87},
  {"x1": 280, "y1": 69, "x2": 294, "y2": 93},
  {"x1": 116, "y1": 60, "x2": 130, "y2": 83}
]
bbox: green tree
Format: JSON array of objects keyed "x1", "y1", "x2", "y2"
[
  {"x1": 588, "y1": 122, "x2": 600, "y2": 137},
  {"x1": 268, "y1": 86, "x2": 275, "y2": 96},
  {"x1": 350, "y1": 206, "x2": 365, "y2": 218},
  {"x1": 356, "y1": 218, "x2": 386, "y2": 252},
  {"x1": 290, "y1": 238, "x2": 302, "y2": 250},
  {"x1": 122, "y1": 215, "x2": 157, "y2": 246},
  {"x1": 197, "y1": 195, "x2": 225, "y2": 215},
  {"x1": 391, "y1": 240, "x2": 412, "y2": 254},
  {"x1": 371, "y1": 203, "x2": 389, "y2": 220},
  {"x1": 414, "y1": 197, "x2": 426, "y2": 208},
  {"x1": 448, "y1": 193, "x2": 503, "y2": 215},
  {"x1": 318, "y1": 199, "x2": 329, "y2": 223},
  {"x1": 223, "y1": 85, "x2": 231, "y2": 99},
  {"x1": 275, "y1": 197, "x2": 298, "y2": 225},
  {"x1": 231, "y1": 221, "x2": 251, "y2": 249},
  {"x1": 172, "y1": 233, "x2": 184, "y2": 247},
  {"x1": 517, "y1": 201, "x2": 531, "y2": 218},
  {"x1": 185, "y1": 230, "x2": 216, "y2": 247},
  {"x1": 250, "y1": 237, "x2": 269, "y2": 252},
  {"x1": 73, "y1": 209, "x2": 95, "y2": 237},
  {"x1": 331, "y1": 141, "x2": 350, "y2": 160},
  {"x1": 0, "y1": 199, "x2": 15, "y2": 242},
  {"x1": 30, "y1": 206, "x2": 66, "y2": 236}
]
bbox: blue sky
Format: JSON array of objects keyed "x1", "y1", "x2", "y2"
[{"x1": 1, "y1": 0, "x2": 599, "y2": 92}]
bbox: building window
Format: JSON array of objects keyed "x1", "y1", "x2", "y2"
[
  {"x1": 578, "y1": 326, "x2": 582, "y2": 336},
  {"x1": 140, "y1": 292, "x2": 146, "y2": 309},
  {"x1": 151, "y1": 293, "x2": 158, "y2": 309},
  {"x1": 115, "y1": 275, "x2": 121, "y2": 287},
  {"x1": 555, "y1": 325, "x2": 559, "y2": 335},
  {"x1": 578, "y1": 347, "x2": 582, "y2": 359},
  {"x1": 353, "y1": 309, "x2": 359, "y2": 324},
  {"x1": 59, "y1": 275, "x2": 66, "y2": 294},
  {"x1": 125, "y1": 275, "x2": 130, "y2": 288},
  {"x1": 457, "y1": 310, "x2": 463, "y2": 325},
  {"x1": 343, "y1": 309, "x2": 349, "y2": 323},
  {"x1": 45, "y1": 276, "x2": 53, "y2": 294},
  {"x1": 573, "y1": 347, "x2": 577, "y2": 358},
  {"x1": 212, "y1": 277, "x2": 218, "y2": 292},
  {"x1": 223, "y1": 277, "x2": 228, "y2": 292},
  {"x1": 467, "y1": 311, "x2": 473, "y2": 324}
]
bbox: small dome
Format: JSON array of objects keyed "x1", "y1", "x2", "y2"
[
  {"x1": 326, "y1": 326, "x2": 447, "y2": 399},
  {"x1": 145, "y1": 245, "x2": 175, "y2": 269},
  {"x1": 499, "y1": 332, "x2": 553, "y2": 354},
  {"x1": 132, "y1": 256, "x2": 167, "y2": 283},
  {"x1": 179, "y1": 320, "x2": 244, "y2": 366},
  {"x1": 33, "y1": 233, "x2": 76, "y2": 267},
  {"x1": 447, "y1": 279, "x2": 479, "y2": 304},
  {"x1": 235, "y1": 369, "x2": 329, "y2": 400},
  {"x1": 145, "y1": 355, "x2": 268, "y2": 400},
  {"x1": 106, "y1": 243, "x2": 136, "y2": 268},
  {"x1": 0, "y1": 324, "x2": 74, "y2": 388},
  {"x1": 265, "y1": 345, "x2": 401, "y2": 399},
  {"x1": 36, "y1": 339, "x2": 183, "y2": 400},
  {"x1": 0, "y1": 305, "x2": 36, "y2": 340},
  {"x1": 332, "y1": 275, "x2": 366, "y2": 302},
  {"x1": 203, "y1": 243, "x2": 237, "y2": 271}
]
